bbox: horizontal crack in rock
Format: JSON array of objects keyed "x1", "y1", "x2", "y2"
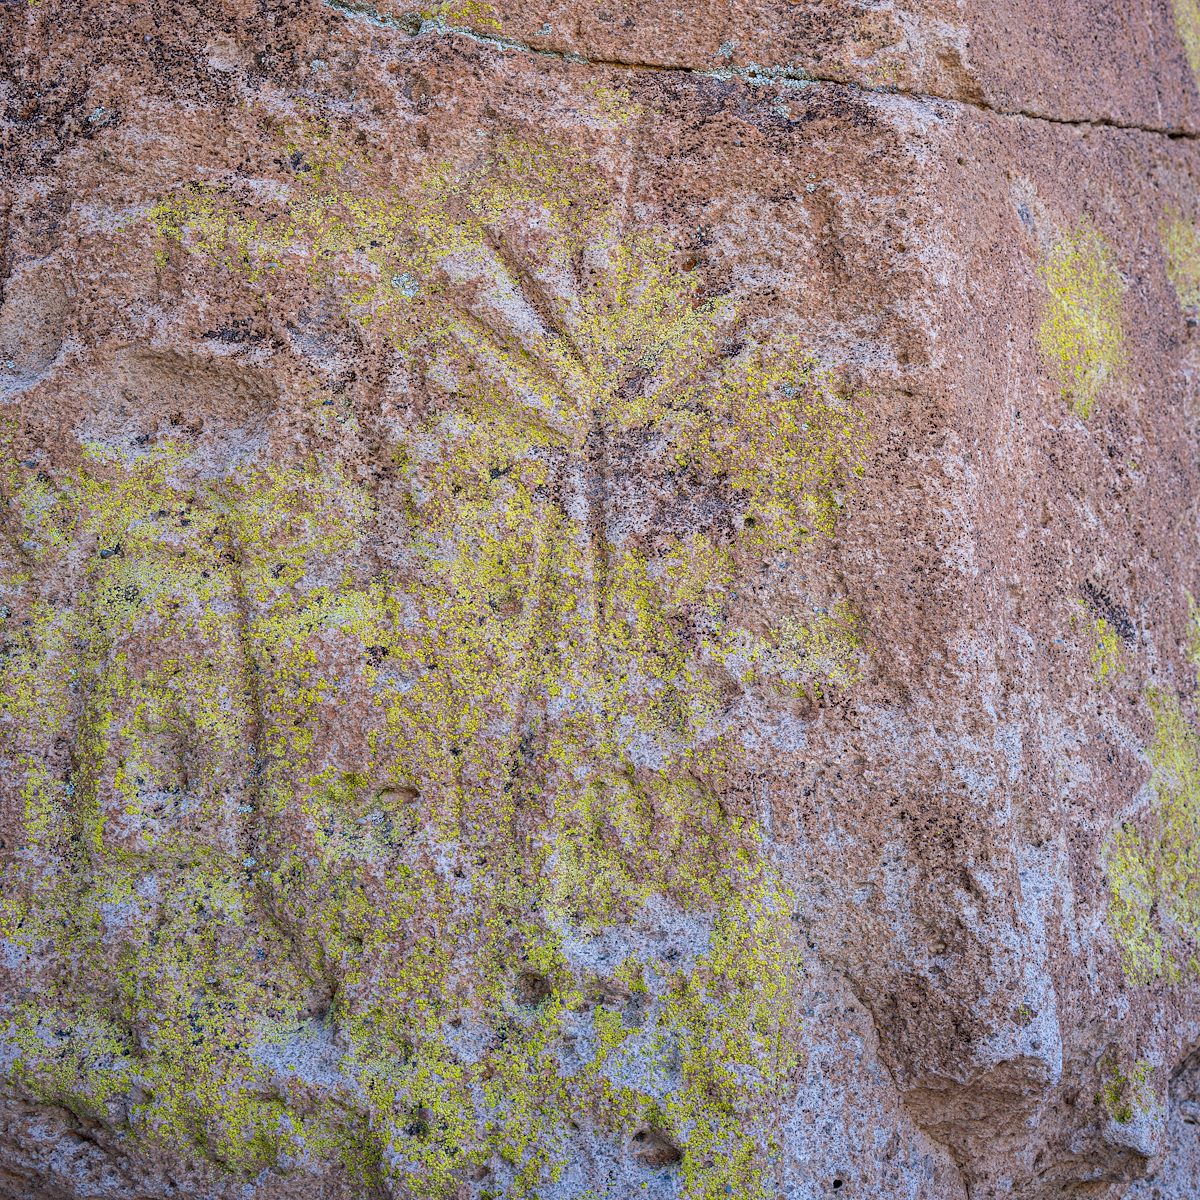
[{"x1": 326, "y1": 0, "x2": 1200, "y2": 142}]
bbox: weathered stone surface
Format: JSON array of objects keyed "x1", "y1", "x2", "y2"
[
  {"x1": 451, "y1": 0, "x2": 1200, "y2": 131},
  {"x1": 1, "y1": 2, "x2": 1199, "y2": 1199}
]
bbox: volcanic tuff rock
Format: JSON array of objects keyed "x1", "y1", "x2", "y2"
[{"x1": 1, "y1": 1, "x2": 1200, "y2": 1198}]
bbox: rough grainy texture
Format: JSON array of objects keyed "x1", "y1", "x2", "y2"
[{"x1": 1, "y1": 1, "x2": 1199, "y2": 1198}]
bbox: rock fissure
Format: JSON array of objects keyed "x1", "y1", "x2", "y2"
[{"x1": 325, "y1": 0, "x2": 1200, "y2": 142}]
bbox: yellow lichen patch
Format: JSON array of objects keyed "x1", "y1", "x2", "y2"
[
  {"x1": 584, "y1": 81, "x2": 645, "y2": 125},
  {"x1": 728, "y1": 601, "x2": 865, "y2": 701},
  {"x1": 1161, "y1": 209, "x2": 1200, "y2": 311},
  {"x1": 326, "y1": 0, "x2": 501, "y2": 33},
  {"x1": 1037, "y1": 218, "x2": 1126, "y2": 419},
  {"x1": 660, "y1": 877, "x2": 802, "y2": 1200},
  {"x1": 8, "y1": 1003, "x2": 133, "y2": 1120},
  {"x1": 658, "y1": 532, "x2": 735, "y2": 618},
  {"x1": 110, "y1": 865, "x2": 315, "y2": 1171},
  {"x1": 1105, "y1": 690, "x2": 1200, "y2": 984},
  {"x1": 0, "y1": 441, "x2": 383, "y2": 1174},
  {"x1": 1090, "y1": 617, "x2": 1124, "y2": 683},
  {"x1": 0, "y1": 131, "x2": 874, "y2": 1197},
  {"x1": 1069, "y1": 600, "x2": 1124, "y2": 685},
  {"x1": 680, "y1": 342, "x2": 868, "y2": 551},
  {"x1": 1097, "y1": 1056, "x2": 1155, "y2": 1125},
  {"x1": 1174, "y1": 0, "x2": 1200, "y2": 84},
  {"x1": 0, "y1": 600, "x2": 72, "y2": 748},
  {"x1": 1186, "y1": 591, "x2": 1200, "y2": 684},
  {"x1": 423, "y1": 0, "x2": 500, "y2": 28}
]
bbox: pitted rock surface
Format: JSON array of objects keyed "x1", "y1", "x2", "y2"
[{"x1": 1, "y1": 2, "x2": 1199, "y2": 1199}]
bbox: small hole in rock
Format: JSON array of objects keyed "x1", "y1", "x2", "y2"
[
  {"x1": 515, "y1": 972, "x2": 552, "y2": 1006},
  {"x1": 632, "y1": 1128, "x2": 682, "y2": 1168}
]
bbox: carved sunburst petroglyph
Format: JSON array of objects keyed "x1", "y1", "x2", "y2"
[
  {"x1": 0, "y1": 128, "x2": 869, "y2": 1199},
  {"x1": 150, "y1": 130, "x2": 868, "y2": 731}
]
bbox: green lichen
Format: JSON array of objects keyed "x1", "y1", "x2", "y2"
[
  {"x1": 1, "y1": 130, "x2": 870, "y2": 1198},
  {"x1": 9, "y1": 1003, "x2": 133, "y2": 1120},
  {"x1": 1161, "y1": 209, "x2": 1200, "y2": 311},
  {"x1": 424, "y1": 0, "x2": 500, "y2": 27},
  {"x1": 659, "y1": 879, "x2": 801, "y2": 1200},
  {"x1": 1090, "y1": 618, "x2": 1123, "y2": 683},
  {"x1": 1105, "y1": 690, "x2": 1200, "y2": 984},
  {"x1": 1174, "y1": 0, "x2": 1200, "y2": 84},
  {"x1": 1037, "y1": 218, "x2": 1126, "y2": 419},
  {"x1": 584, "y1": 82, "x2": 645, "y2": 126},
  {"x1": 1097, "y1": 1055, "x2": 1154, "y2": 1125},
  {"x1": 326, "y1": 0, "x2": 501, "y2": 34},
  {"x1": 1072, "y1": 602, "x2": 1123, "y2": 684},
  {"x1": 730, "y1": 600, "x2": 864, "y2": 701},
  {"x1": 1186, "y1": 591, "x2": 1200, "y2": 685},
  {"x1": 0, "y1": 442, "x2": 371, "y2": 1173}
]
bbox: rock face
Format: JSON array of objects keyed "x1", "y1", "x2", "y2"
[{"x1": 1, "y1": 2, "x2": 1200, "y2": 1198}]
